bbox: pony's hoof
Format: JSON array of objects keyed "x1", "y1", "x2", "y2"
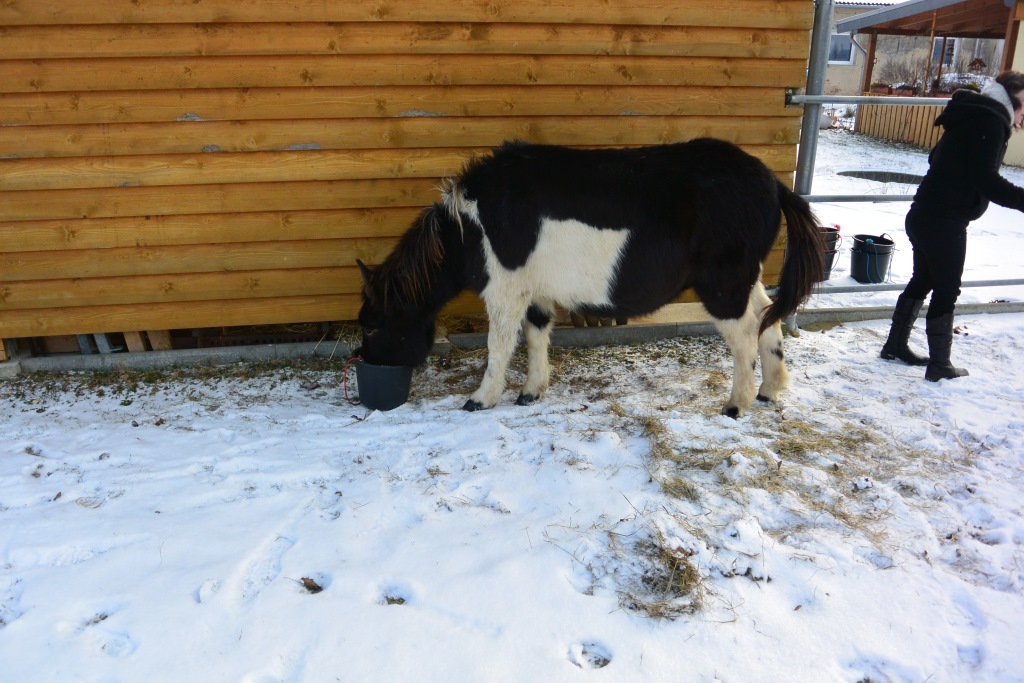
[
  {"x1": 756, "y1": 393, "x2": 771, "y2": 403},
  {"x1": 721, "y1": 405, "x2": 741, "y2": 419},
  {"x1": 462, "y1": 399, "x2": 486, "y2": 412},
  {"x1": 515, "y1": 393, "x2": 538, "y2": 406}
]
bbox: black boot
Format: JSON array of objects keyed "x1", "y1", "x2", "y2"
[
  {"x1": 925, "y1": 313, "x2": 969, "y2": 381},
  {"x1": 880, "y1": 295, "x2": 929, "y2": 366}
]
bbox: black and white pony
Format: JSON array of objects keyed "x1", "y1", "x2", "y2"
[{"x1": 356, "y1": 138, "x2": 823, "y2": 416}]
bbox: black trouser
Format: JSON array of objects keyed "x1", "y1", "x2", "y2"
[{"x1": 901, "y1": 203, "x2": 968, "y2": 320}]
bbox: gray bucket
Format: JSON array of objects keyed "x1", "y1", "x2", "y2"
[{"x1": 354, "y1": 359, "x2": 413, "y2": 411}]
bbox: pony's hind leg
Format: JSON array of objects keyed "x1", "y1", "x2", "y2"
[
  {"x1": 752, "y1": 282, "x2": 789, "y2": 402},
  {"x1": 711, "y1": 301, "x2": 761, "y2": 418},
  {"x1": 517, "y1": 303, "x2": 555, "y2": 406}
]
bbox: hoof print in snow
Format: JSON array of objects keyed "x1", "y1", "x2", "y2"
[
  {"x1": 378, "y1": 583, "x2": 412, "y2": 606},
  {"x1": 381, "y1": 593, "x2": 407, "y2": 606},
  {"x1": 195, "y1": 579, "x2": 221, "y2": 604},
  {"x1": 568, "y1": 641, "x2": 612, "y2": 669},
  {"x1": 96, "y1": 630, "x2": 137, "y2": 658},
  {"x1": 68, "y1": 610, "x2": 137, "y2": 658}
]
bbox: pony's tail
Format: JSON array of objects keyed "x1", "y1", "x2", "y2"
[{"x1": 759, "y1": 183, "x2": 825, "y2": 335}]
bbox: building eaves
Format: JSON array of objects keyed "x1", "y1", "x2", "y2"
[{"x1": 837, "y1": 0, "x2": 967, "y2": 34}]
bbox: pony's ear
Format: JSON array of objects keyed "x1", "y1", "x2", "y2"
[
  {"x1": 356, "y1": 259, "x2": 378, "y2": 301},
  {"x1": 356, "y1": 259, "x2": 373, "y2": 284}
]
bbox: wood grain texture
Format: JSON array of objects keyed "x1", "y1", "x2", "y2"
[
  {"x1": 0, "y1": 208, "x2": 424, "y2": 252},
  {"x1": 1, "y1": 144, "x2": 797, "y2": 191},
  {"x1": 0, "y1": 86, "x2": 799, "y2": 126},
  {"x1": 0, "y1": 23, "x2": 810, "y2": 59},
  {"x1": 1, "y1": 54, "x2": 807, "y2": 94},
  {"x1": 0, "y1": 178, "x2": 442, "y2": 221},
  {"x1": 0, "y1": 0, "x2": 814, "y2": 29},
  {"x1": 0, "y1": 267, "x2": 361, "y2": 310},
  {"x1": 5, "y1": 116, "x2": 802, "y2": 159}
]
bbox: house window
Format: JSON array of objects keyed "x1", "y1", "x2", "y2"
[{"x1": 828, "y1": 34, "x2": 855, "y2": 65}]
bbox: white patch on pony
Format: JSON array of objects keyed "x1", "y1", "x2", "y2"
[
  {"x1": 501, "y1": 217, "x2": 630, "y2": 307},
  {"x1": 467, "y1": 216, "x2": 631, "y2": 409},
  {"x1": 446, "y1": 185, "x2": 630, "y2": 304}
]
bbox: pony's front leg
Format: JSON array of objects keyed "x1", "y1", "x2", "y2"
[
  {"x1": 464, "y1": 296, "x2": 528, "y2": 411},
  {"x1": 712, "y1": 304, "x2": 760, "y2": 418},
  {"x1": 516, "y1": 304, "x2": 555, "y2": 406}
]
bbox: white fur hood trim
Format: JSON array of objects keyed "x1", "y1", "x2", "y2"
[{"x1": 981, "y1": 81, "x2": 1015, "y2": 122}]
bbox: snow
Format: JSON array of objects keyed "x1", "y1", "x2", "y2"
[{"x1": 2, "y1": 130, "x2": 1024, "y2": 683}]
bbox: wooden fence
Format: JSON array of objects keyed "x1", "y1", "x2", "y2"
[
  {"x1": 0, "y1": 0, "x2": 813, "y2": 359},
  {"x1": 854, "y1": 102, "x2": 946, "y2": 149}
]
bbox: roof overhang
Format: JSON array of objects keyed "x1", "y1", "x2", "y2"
[{"x1": 836, "y1": 0, "x2": 1018, "y2": 39}]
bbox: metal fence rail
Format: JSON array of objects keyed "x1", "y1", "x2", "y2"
[
  {"x1": 788, "y1": 94, "x2": 950, "y2": 107},
  {"x1": 804, "y1": 194, "x2": 916, "y2": 202},
  {"x1": 814, "y1": 279, "x2": 1024, "y2": 295}
]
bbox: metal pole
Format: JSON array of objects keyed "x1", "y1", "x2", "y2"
[
  {"x1": 924, "y1": 11, "x2": 939, "y2": 94},
  {"x1": 789, "y1": 94, "x2": 950, "y2": 106},
  {"x1": 794, "y1": 0, "x2": 836, "y2": 197},
  {"x1": 803, "y1": 194, "x2": 915, "y2": 203},
  {"x1": 850, "y1": 34, "x2": 867, "y2": 59}
]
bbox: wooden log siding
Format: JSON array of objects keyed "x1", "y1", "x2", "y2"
[{"x1": 0, "y1": 1, "x2": 813, "y2": 343}]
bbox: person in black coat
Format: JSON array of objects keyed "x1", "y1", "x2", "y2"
[{"x1": 881, "y1": 71, "x2": 1024, "y2": 381}]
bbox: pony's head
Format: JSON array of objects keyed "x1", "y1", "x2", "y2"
[
  {"x1": 355, "y1": 258, "x2": 436, "y2": 367},
  {"x1": 354, "y1": 205, "x2": 452, "y2": 367},
  {"x1": 356, "y1": 260, "x2": 436, "y2": 368}
]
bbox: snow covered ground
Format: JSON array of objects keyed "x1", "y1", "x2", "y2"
[{"x1": 2, "y1": 129, "x2": 1024, "y2": 683}]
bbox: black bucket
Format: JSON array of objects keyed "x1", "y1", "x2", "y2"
[
  {"x1": 818, "y1": 226, "x2": 842, "y2": 281},
  {"x1": 850, "y1": 233, "x2": 894, "y2": 284},
  {"x1": 820, "y1": 225, "x2": 841, "y2": 251},
  {"x1": 354, "y1": 359, "x2": 413, "y2": 411}
]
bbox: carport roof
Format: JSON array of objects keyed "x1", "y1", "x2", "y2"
[{"x1": 836, "y1": 0, "x2": 1018, "y2": 39}]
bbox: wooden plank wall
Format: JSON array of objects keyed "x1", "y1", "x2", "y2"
[
  {"x1": 854, "y1": 103, "x2": 945, "y2": 149},
  {"x1": 0, "y1": 0, "x2": 812, "y2": 348}
]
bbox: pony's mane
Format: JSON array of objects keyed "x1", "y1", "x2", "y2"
[{"x1": 373, "y1": 204, "x2": 446, "y2": 308}]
